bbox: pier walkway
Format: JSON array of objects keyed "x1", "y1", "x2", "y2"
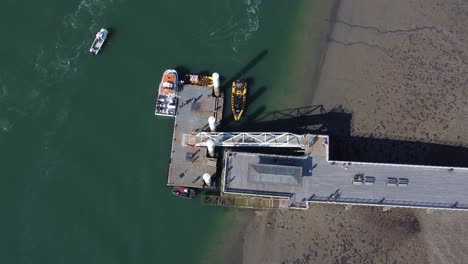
[
  {"x1": 194, "y1": 132, "x2": 317, "y2": 149},
  {"x1": 223, "y1": 136, "x2": 468, "y2": 211}
]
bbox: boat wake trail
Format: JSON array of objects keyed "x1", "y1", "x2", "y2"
[
  {"x1": 55, "y1": 0, "x2": 111, "y2": 75},
  {"x1": 63, "y1": 0, "x2": 110, "y2": 30},
  {"x1": 232, "y1": 0, "x2": 261, "y2": 53},
  {"x1": 3, "y1": 0, "x2": 115, "y2": 171},
  {"x1": 3, "y1": 0, "x2": 115, "y2": 132},
  {"x1": 0, "y1": 119, "x2": 13, "y2": 133},
  {"x1": 205, "y1": 16, "x2": 241, "y2": 41},
  {"x1": 31, "y1": 0, "x2": 113, "y2": 115},
  {"x1": 243, "y1": 0, "x2": 261, "y2": 41},
  {"x1": 31, "y1": 0, "x2": 114, "y2": 83}
]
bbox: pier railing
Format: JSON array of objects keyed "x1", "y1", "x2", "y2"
[
  {"x1": 201, "y1": 195, "x2": 289, "y2": 209},
  {"x1": 194, "y1": 132, "x2": 317, "y2": 149}
]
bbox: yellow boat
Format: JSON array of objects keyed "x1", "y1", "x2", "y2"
[{"x1": 231, "y1": 80, "x2": 247, "y2": 121}]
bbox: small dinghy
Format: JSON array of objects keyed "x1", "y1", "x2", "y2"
[
  {"x1": 171, "y1": 186, "x2": 196, "y2": 199},
  {"x1": 89, "y1": 28, "x2": 108, "y2": 55}
]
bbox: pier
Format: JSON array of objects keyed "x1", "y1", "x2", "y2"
[
  {"x1": 161, "y1": 72, "x2": 468, "y2": 212},
  {"x1": 166, "y1": 78, "x2": 223, "y2": 189},
  {"x1": 222, "y1": 135, "x2": 468, "y2": 211}
]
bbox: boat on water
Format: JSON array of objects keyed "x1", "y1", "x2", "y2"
[
  {"x1": 171, "y1": 187, "x2": 196, "y2": 199},
  {"x1": 89, "y1": 28, "x2": 108, "y2": 55},
  {"x1": 231, "y1": 80, "x2": 247, "y2": 121},
  {"x1": 155, "y1": 69, "x2": 179, "y2": 117}
]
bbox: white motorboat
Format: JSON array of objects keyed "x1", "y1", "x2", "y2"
[
  {"x1": 89, "y1": 28, "x2": 108, "y2": 55},
  {"x1": 155, "y1": 69, "x2": 179, "y2": 117}
]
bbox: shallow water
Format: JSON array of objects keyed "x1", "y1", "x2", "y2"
[{"x1": 0, "y1": 0, "x2": 326, "y2": 263}]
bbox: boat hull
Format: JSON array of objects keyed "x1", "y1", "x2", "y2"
[
  {"x1": 231, "y1": 80, "x2": 247, "y2": 121},
  {"x1": 171, "y1": 187, "x2": 196, "y2": 199},
  {"x1": 155, "y1": 70, "x2": 179, "y2": 117},
  {"x1": 89, "y1": 28, "x2": 108, "y2": 55}
]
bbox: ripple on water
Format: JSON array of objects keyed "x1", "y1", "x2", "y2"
[
  {"x1": 12, "y1": 0, "x2": 115, "y2": 142},
  {"x1": 0, "y1": 119, "x2": 13, "y2": 133},
  {"x1": 63, "y1": 0, "x2": 110, "y2": 30},
  {"x1": 190, "y1": 0, "x2": 261, "y2": 59},
  {"x1": 32, "y1": 0, "x2": 113, "y2": 81},
  {"x1": 231, "y1": 0, "x2": 262, "y2": 55}
]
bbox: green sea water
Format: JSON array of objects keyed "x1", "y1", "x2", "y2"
[{"x1": 0, "y1": 0, "x2": 329, "y2": 263}]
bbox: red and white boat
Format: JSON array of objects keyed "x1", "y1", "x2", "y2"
[
  {"x1": 171, "y1": 187, "x2": 196, "y2": 199},
  {"x1": 155, "y1": 69, "x2": 178, "y2": 117}
]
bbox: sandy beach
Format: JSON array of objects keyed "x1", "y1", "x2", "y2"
[
  {"x1": 231, "y1": 206, "x2": 468, "y2": 264},
  {"x1": 225, "y1": 0, "x2": 468, "y2": 263},
  {"x1": 313, "y1": 0, "x2": 468, "y2": 145}
]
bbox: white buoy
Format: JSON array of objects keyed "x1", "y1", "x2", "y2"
[
  {"x1": 202, "y1": 173, "x2": 212, "y2": 186},
  {"x1": 206, "y1": 140, "x2": 215, "y2": 157},
  {"x1": 208, "y1": 116, "x2": 216, "y2": 132},
  {"x1": 212, "y1": 72, "x2": 220, "y2": 96}
]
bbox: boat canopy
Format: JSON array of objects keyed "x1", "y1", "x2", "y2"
[{"x1": 163, "y1": 82, "x2": 173, "y2": 88}]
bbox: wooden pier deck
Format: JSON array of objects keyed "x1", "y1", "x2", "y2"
[
  {"x1": 166, "y1": 84, "x2": 223, "y2": 188},
  {"x1": 223, "y1": 148, "x2": 468, "y2": 211}
]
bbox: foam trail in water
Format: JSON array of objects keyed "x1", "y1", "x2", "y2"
[
  {"x1": 14, "y1": 0, "x2": 113, "y2": 161},
  {"x1": 0, "y1": 77, "x2": 8, "y2": 100},
  {"x1": 207, "y1": 16, "x2": 242, "y2": 39},
  {"x1": 63, "y1": 0, "x2": 108, "y2": 30},
  {"x1": 32, "y1": 0, "x2": 113, "y2": 83},
  {"x1": 231, "y1": 0, "x2": 262, "y2": 54},
  {"x1": 243, "y1": 0, "x2": 261, "y2": 40},
  {"x1": 0, "y1": 119, "x2": 13, "y2": 133}
]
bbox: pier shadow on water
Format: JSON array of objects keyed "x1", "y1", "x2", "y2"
[
  {"x1": 221, "y1": 81, "x2": 267, "y2": 126},
  {"x1": 219, "y1": 50, "x2": 269, "y2": 126},
  {"x1": 248, "y1": 85, "x2": 266, "y2": 106},
  {"x1": 227, "y1": 104, "x2": 468, "y2": 168},
  {"x1": 221, "y1": 49, "x2": 268, "y2": 87},
  {"x1": 233, "y1": 104, "x2": 352, "y2": 136},
  {"x1": 175, "y1": 65, "x2": 191, "y2": 76}
]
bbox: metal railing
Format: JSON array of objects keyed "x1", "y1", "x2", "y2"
[{"x1": 195, "y1": 132, "x2": 315, "y2": 149}]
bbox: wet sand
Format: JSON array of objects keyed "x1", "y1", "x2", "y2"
[
  {"x1": 225, "y1": 0, "x2": 468, "y2": 263},
  {"x1": 233, "y1": 206, "x2": 468, "y2": 264},
  {"x1": 313, "y1": 0, "x2": 468, "y2": 145}
]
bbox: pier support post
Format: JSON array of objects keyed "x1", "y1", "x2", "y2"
[
  {"x1": 208, "y1": 116, "x2": 216, "y2": 132},
  {"x1": 212, "y1": 72, "x2": 220, "y2": 96},
  {"x1": 207, "y1": 140, "x2": 215, "y2": 157},
  {"x1": 203, "y1": 173, "x2": 212, "y2": 186}
]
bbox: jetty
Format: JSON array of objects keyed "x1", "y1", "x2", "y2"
[
  {"x1": 221, "y1": 136, "x2": 468, "y2": 211},
  {"x1": 166, "y1": 73, "x2": 222, "y2": 189},
  {"x1": 160, "y1": 70, "x2": 468, "y2": 212}
]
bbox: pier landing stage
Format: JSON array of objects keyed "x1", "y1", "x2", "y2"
[{"x1": 167, "y1": 85, "x2": 223, "y2": 188}]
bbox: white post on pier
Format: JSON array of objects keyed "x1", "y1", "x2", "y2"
[
  {"x1": 208, "y1": 116, "x2": 216, "y2": 132},
  {"x1": 202, "y1": 173, "x2": 212, "y2": 186},
  {"x1": 206, "y1": 139, "x2": 215, "y2": 157},
  {"x1": 212, "y1": 72, "x2": 220, "y2": 97}
]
